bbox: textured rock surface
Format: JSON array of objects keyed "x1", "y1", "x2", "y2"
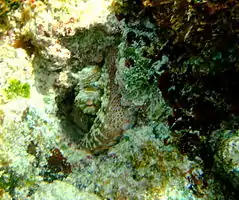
[
  {"x1": 211, "y1": 130, "x2": 239, "y2": 190},
  {"x1": 68, "y1": 124, "x2": 224, "y2": 199},
  {"x1": 0, "y1": 0, "x2": 238, "y2": 199},
  {"x1": 31, "y1": 181, "x2": 102, "y2": 200}
]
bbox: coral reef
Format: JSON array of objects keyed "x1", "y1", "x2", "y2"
[
  {"x1": 215, "y1": 135, "x2": 239, "y2": 190},
  {"x1": 210, "y1": 129, "x2": 239, "y2": 191},
  {"x1": 0, "y1": 0, "x2": 238, "y2": 199},
  {"x1": 0, "y1": 106, "x2": 62, "y2": 198},
  {"x1": 0, "y1": 0, "x2": 21, "y2": 17},
  {"x1": 68, "y1": 124, "x2": 224, "y2": 199},
  {"x1": 115, "y1": 14, "x2": 172, "y2": 122},
  {"x1": 0, "y1": 43, "x2": 33, "y2": 104},
  {"x1": 111, "y1": 0, "x2": 239, "y2": 198},
  {"x1": 31, "y1": 181, "x2": 102, "y2": 200}
]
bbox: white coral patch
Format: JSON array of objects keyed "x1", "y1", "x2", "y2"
[{"x1": 77, "y1": 0, "x2": 113, "y2": 27}]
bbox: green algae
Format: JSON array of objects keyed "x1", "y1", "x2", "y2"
[{"x1": 4, "y1": 79, "x2": 30, "y2": 100}]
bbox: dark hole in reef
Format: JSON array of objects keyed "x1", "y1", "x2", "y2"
[
  {"x1": 157, "y1": 65, "x2": 239, "y2": 163},
  {"x1": 199, "y1": 142, "x2": 214, "y2": 170},
  {"x1": 11, "y1": 36, "x2": 36, "y2": 56},
  {"x1": 40, "y1": 148, "x2": 72, "y2": 183},
  {"x1": 47, "y1": 148, "x2": 72, "y2": 174},
  {"x1": 159, "y1": 67, "x2": 239, "y2": 199},
  {"x1": 159, "y1": 69, "x2": 239, "y2": 134},
  {"x1": 216, "y1": 172, "x2": 239, "y2": 199},
  {"x1": 157, "y1": 68, "x2": 239, "y2": 180},
  {"x1": 55, "y1": 88, "x2": 95, "y2": 143}
]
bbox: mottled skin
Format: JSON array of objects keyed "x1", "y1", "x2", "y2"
[{"x1": 80, "y1": 47, "x2": 135, "y2": 153}]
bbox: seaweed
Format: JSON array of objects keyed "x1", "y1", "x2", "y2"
[{"x1": 4, "y1": 79, "x2": 30, "y2": 100}]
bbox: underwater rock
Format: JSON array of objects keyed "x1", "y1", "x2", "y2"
[
  {"x1": 0, "y1": 44, "x2": 33, "y2": 104},
  {"x1": 1, "y1": 0, "x2": 237, "y2": 199},
  {"x1": 0, "y1": 105, "x2": 63, "y2": 199},
  {"x1": 31, "y1": 181, "x2": 102, "y2": 200},
  {"x1": 212, "y1": 130, "x2": 239, "y2": 190},
  {"x1": 69, "y1": 124, "x2": 224, "y2": 200},
  {"x1": 0, "y1": 189, "x2": 11, "y2": 200}
]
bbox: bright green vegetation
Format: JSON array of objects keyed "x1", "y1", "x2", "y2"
[{"x1": 4, "y1": 79, "x2": 30, "y2": 100}]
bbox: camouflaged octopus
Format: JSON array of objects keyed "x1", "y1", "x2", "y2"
[{"x1": 79, "y1": 48, "x2": 135, "y2": 153}]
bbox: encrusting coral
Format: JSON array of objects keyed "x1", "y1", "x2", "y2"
[
  {"x1": 210, "y1": 129, "x2": 239, "y2": 191},
  {"x1": 68, "y1": 124, "x2": 225, "y2": 199},
  {"x1": 31, "y1": 180, "x2": 102, "y2": 200},
  {"x1": 0, "y1": 0, "x2": 238, "y2": 199}
]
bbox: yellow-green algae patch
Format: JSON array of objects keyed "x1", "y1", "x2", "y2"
[
  {"x1": 0, "y1": 43, "x2": 33, "y2": 103},
  {"x1": 3, "y1": 79, "x2": 30, "y2": 100}
]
